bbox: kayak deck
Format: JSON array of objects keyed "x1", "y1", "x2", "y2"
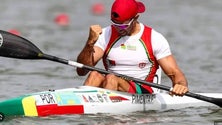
[{"x1": 0, "y1": 86, "x2": 220, "y2": 121}]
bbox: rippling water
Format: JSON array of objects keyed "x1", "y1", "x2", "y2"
[{"x1": 0, "y1": 0, "x2": 221, "y2": 124}]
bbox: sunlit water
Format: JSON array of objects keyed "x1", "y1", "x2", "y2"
[{"x1": 0, "y1": 0, "x2": 221, "y2": 124}]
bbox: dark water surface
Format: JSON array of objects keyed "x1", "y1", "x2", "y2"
[{"x1": 0, "y1": 0, "x2": 221, "y2": 124}]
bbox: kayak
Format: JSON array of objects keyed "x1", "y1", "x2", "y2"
[{"x1": 0, "y1": 85, "x2": 220, "y2": 121}]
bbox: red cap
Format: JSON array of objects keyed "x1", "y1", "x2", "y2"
[{"x1": 111, "y1": 0, "x2": 145, "y2": 22}]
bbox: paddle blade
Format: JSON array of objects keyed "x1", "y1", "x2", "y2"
[
  {"x1": 0, "y1": 30, "x2": 43, "y2": 59},
  {"x1": 206, "y1": 96, "x2": 222, "y2": 108}
]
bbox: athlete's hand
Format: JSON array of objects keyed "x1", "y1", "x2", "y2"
[
  {"x1": 87, "y1": 25, "x2": 102, "y2": 45},
  {"x1": 170, "y1": 84, "x2": 188, "y2": 96}
]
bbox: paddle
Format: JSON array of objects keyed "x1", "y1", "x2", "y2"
[{"x1": 0, "y1": 30, "x2": 221, "y2": 108}]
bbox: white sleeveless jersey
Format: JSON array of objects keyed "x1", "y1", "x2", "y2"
[{"x1": 95, "y1": 23, "x2": 171, "y2": 80}]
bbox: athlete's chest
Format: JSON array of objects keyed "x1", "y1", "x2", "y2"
[{"x1": 107, "y1": 39, "x2": 149, "y2": 64}]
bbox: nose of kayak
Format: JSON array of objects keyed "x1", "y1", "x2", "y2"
[
  {"x1": 0, "y1": 96, "x2": 27, "y2": 121},
  {"x1": 0, "y1": 113, "x2": 4, "y2": 122}
]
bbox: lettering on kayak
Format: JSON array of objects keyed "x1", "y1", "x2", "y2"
[
  {"x1": 92, "y1": 95, "x2": 100, "y2": 103},
  {"x1": 102, "y1": 94, "x2": 109, "y2": 102},
  {"x1": 82, "y1": 94, "x2": 107, "y2": 103},
  {"x1": 97, "y1": 94, "x2": 104, "y2": 102},
  {"x1": 132, "y1": 94, "x2": 156, "y2": 104},
  {"x1": 82, "y1": 95, "x2": 89, "y2": 102},
  {"x1": 39, "y1": 94, "x2": 56, "y2": 104},
  {"x1": 88, "y1": 96, "x2": 95, "y2": 103},
  {"x1": 0, "y1": 34, "x2": 3, "y2": 47}
]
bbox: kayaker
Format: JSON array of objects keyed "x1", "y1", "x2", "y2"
[{"x1": 76, "y1": 0, "x2": 189, "y2": 96}]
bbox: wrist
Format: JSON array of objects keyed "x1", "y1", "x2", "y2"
[
  {"x1": 177, "y1": 81, "x2": 188, "y2": 87},
  {"x1": 85, "y1": 42, "x2": 95, "y2": 53}
]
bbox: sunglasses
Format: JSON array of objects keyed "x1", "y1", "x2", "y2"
[{"x1": 111, "y1": 18, "x2": 134, "y2": 30}]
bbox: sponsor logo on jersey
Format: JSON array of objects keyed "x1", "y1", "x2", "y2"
[{"x1": 139, "y1": 62, "x2": 146, "y2": 69}]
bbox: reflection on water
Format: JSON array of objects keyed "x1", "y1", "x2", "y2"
[
  {"x1": 0, "y1": 0, "x2": 222, "y2": 124},
  {"x1": 3, "y1": 107, "x2": 221, "y2": 125}
]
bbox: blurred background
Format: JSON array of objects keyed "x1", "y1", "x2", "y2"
[{"x1": 0, "y1": 0, "x2": 221, "y2": 124}]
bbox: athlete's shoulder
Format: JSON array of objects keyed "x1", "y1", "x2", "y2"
[{"x1": 102, "y1": 25, "x2": 111, "y2": 33}]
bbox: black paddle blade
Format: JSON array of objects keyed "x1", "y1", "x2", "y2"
[
  {"x1": 185, "y1": 92, "x2": 222, "y2": 108},
  {"x1": 214, "y1": 98, "x2": 222, "y2": 107},
  {"x1": 0, "y1": 30, "x2": 43, "y2": 59}
]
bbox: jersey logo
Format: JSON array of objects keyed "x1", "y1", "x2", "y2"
[
  {"x1": 138, "y1": 62, "x2": 147, "y2": 69},
  {"x1": 120, "y1": 43, "x2": 136, "y2": 51},
  {"x1": 121, "y1": 44, "x2": 126, "y2": 49}
]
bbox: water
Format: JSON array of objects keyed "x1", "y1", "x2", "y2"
[{"x1": 0, "y1": 0, "x2": 221, "y2": 124}]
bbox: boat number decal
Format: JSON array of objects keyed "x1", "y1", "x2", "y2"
[
  {"x1": 82, "y1": 94, "x2": 107, "y2": 103},
  {"x1": 132, "y1": 94, "x2": 156, "y2": 104},
  {"x1": 97, "y1": 94, "x2": 104, "y2": 102},
  {"x1": 0, "y1": 34, "x2": 3, "y2": 47},
  {"x1": 102, "y1": 94, "x2": 109, "y2": 102},
  {"x1": 88, "y1": 96, "x2": 95, "y2": 103},
  {"x1": 39, "y1": 94, "x2": 56, "y2": 104},
  {"x1": 82, "y1": 95, "x2": 89, "y2": 102}
]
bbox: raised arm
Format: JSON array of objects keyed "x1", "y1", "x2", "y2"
[{"x1": 76, "y1": 25, "x2": 104, "y2": 76}]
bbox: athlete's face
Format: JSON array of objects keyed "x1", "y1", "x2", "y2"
[{"x1": 111, "y1": 17, "x2": 136, "y2": 36}]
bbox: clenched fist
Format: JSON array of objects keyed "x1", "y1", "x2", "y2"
[{"x1": 87, "y1": 25, "x2": 102, "y2": 45}]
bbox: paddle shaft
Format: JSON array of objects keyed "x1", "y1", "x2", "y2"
[{"x1": 41, "y1": 53, "x2": 222, "y2": 107}]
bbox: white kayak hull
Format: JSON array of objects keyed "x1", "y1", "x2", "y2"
[{"x1": 0, "y1": 86, "x2": 220, "y2": 121}]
